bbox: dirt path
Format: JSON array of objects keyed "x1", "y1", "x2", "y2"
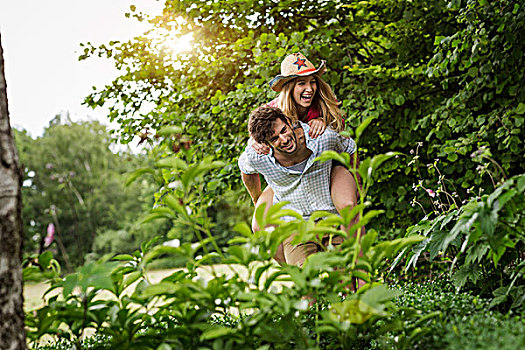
[{"x1": 24, "y1": 264, "x2": 284, "y2": 311}]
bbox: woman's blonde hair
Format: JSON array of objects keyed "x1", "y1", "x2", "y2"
[{"x1": 276, "y1": 74, "x2": 345, "y2": 132}]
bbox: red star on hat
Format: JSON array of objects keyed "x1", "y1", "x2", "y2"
[{"x1": 293, "y1": 57, "x2": 307, "y2": 70}]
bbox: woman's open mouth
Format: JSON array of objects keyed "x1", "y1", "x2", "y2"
[{"x1": 301, "y1": 93, "x2": 313, "y2": 103}]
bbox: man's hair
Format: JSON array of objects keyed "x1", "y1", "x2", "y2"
[{"x1": 249, "y1": 106, "x2": 291, "y2": 144}]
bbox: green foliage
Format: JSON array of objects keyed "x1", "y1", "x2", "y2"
[
  {"x1": 81, "y1": 0, "x2": 524, "y2": 232},
  {"x1": 26, "y1": 147, "x2": 431, "y2": 349},
  {"x1": 396, "y1": 174, "x2": 525, "y2": 310},
  {"x1": 393, "y1": 279, "x2": 525, "y2": 349},
  {"x1": 127, "y1": 147, "x2": 252, "y2": 253},
  {"x1": 14, "y1": 116, "x2": 167, "y2": 270},
  {"x1": 89, "y1": 217, "x2": 170, "y2": 263}
]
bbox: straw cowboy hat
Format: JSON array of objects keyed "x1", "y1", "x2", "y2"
[{"x1": 269, "y1": 52, "x2": 326, "y2": 92}]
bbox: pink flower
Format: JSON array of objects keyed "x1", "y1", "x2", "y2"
[
  {"x1": 44, "y1": 223, "x2": 55, "y2": 247},
  {"x1": 426, "y1": 189, "x2": 436, "y2": 198}
]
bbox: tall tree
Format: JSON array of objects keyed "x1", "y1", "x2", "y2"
[
  {"x1": 83, "y1": 0, "x2": 524, "y2": 227},
  {"x1": 0, "y1": 33, "x2": 27, "y2": 349},
  {"x1": 16, "y1": 118, "x2": 165, "y2": 268}
]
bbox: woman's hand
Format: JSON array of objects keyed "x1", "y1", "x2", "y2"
[
  {"x1": 249, "y1": 137, "x2": 270, "y2": 155},
  {"x1": 308, "y1": 118, "x2": 326, "y2": 138}
]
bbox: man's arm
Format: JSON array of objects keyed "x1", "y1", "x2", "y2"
[{"x1": 241, "y1": 172, "x2": 262, "y2": 205}]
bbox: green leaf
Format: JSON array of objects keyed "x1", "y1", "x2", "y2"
[
  {"x1": 123, "y1": 271, "x2": 142, "y2": 290},
  {"x1": 447, "y1": 153, "x2": 458, "y2": 162},
  {"x1": 428, "y1": 231, "x2": 450, "y2": 260},
  {"x1": 394, "y1": 95, "x2": 405, "y2": 106},
  {"x1": 254, "y1": 202, "x2": 269, "y2": 229},
  {"x1": 39, "y1": 251, "x2": 54, "y2": 268},
  {"x1": 157, "y1": 125, "x2": 182, "y2": 136},
  {"x1": 233, "y1": 222, "x2": 253, "y2": 237},
  {"x1": 465, "y1": 243, "x2": 489, "y2": 265},
  {"x1": 355, "y1": 116, "x2": 376, "y2": 140},
  {"x1": 264, "y1": 270, "x2": 289, "y2": 290},
  {"x1": 140, "y1": 281, "x2": 180, "y2": 298},
  {"x1": 370, "y1": 152, "x2": 403, "y2": 174},
  {"x1": 452, "y1": 264, "x2": 481, "y2": 291},
  {"x1": 113, "y1": 254, "x2": 134, "y2": 261},
  {"x1": 360, "y1": 229, "x2": 378, "y2": 255},
  {"x1": 163, "y1": 195, "x2": 188, "y2": 218},
  {"x1": 200, "y1": 326, "x2": 237, "y2": 341},
  {"x1": 142, "y1": 207, "x2": 176, "y2": 223},
  {"x1": 361, "y1": 284, "x2": 402, "y2": 307},
  {"x1": 155, "y1": 156, "x2": 188, "y2": 170},
  {"x1": 515, "y1": 103, "x2": 525, "y2": 115},
  {"x1": 254, "y1": 264, "x2": 273, "y2": 287},
  {"x1": 180, "y1": 160, "x2": 225, "y2": 189},
  {"x1": 314, "y1": 150, "x2": 350, "y2": 168},
  {"x1": 284, "y1": 266, "x2": 307, "y2": 290},
  {"x1": 517, "y1": 175, "x2": 525, "y2": 192},
  {"x1": 330, "y1": 299, "x2": 382, "y2": 324},
  {"x1": 62, "y1": 274, "x2": 79, "y2": 296},
  {"x1": 376, "y1": 235, "x2": 427, "y2": 261},
  {"x1": 488, "y1": 287, "x2": 508, "y2": 308},
  {"x1": 434, "y1": 35, "x2": 446, "y2": 45},
  {"x1": 303, "y1": 251, "x2": 345, "y2": 277},
  {"x1": 406, "y1": 238, "x2": 430, "y2": 270},
  {"x1": 125, "y1": 168, "x2": 155, "y2": 186},
  {"x1": 478, "y1": 207, "x2": 497, "y2": 236}
]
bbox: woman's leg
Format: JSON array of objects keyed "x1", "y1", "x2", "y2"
[
  {"x1": 252, "y1": 187, "x2": 286, "y2": 265},
  {"x1": 252, "y1": 186, "x2": 274, "y2": 231},
  {"x1": 330, "y1": 165, "x2": 358, "y2": 224},
  {"x1": 330, "y1": 164, "x2": 366, "y2": 290}
]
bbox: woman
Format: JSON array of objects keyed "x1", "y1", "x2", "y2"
[{"x1": 251, "y1": 52, "x2": 360, "y2": 234}]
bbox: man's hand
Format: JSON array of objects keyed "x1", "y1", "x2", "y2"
[
  {"x1": 308, "y1": 118, "x2": 326, "y2": 138},
  {"x1": 249, "y1": 137, "x2": 270, "y2": 155}
]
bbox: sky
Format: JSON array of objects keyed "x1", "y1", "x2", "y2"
[{"x1": 0, "y1": 0, "x2": 164, "y2": 138}]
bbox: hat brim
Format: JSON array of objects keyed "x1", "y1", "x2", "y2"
[{"x1": 269, "y1": 60, "x2": 326, "y2": 92}]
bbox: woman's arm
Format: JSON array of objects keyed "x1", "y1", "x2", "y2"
[{"x1": 249, "y1": 137, "x2": 270, "y2": 155}]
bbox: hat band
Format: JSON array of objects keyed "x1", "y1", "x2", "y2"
[{"x1": 294, "y1": 68, "x2": 317, "y2": 75}]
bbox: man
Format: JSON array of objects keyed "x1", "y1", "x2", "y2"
[{"x1": 238, "y1": 106, "x2": 358, "y2": 266}]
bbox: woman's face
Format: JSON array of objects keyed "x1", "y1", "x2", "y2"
[{"x1": 292, "y1": 76, "x2": 317, "y2": 110}]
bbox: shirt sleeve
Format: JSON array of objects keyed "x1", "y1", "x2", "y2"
[
  {"x1": 336, "y1": 134, "x2": 356, "y2": 155},
  {"x1": 238, "y1": 149, "x2": 258, "y2": 174},
  {"x1": 323, "y1": 127, "x2": 356, "y2": 155}
]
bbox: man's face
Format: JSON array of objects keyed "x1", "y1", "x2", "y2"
[{"x1": 266, "y1": 118, "x2": 298, "y2": 155}]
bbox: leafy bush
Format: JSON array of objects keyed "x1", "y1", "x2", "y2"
[
  {"x1": 395, "y1": 173, "x2": 525, "y2": 310},
  {"x1": 393, "y1": 279, "x2": 525, "y2": 350},
  {"x1": 25, "y1": 143, "x2": 432, "y2": 349},
  {"x1": 82, "y1": 0, "x2": 524, "y2": 232}
]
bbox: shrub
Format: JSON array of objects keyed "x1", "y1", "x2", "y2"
[
  {"x1": 25, "y1": 144, "x2": 431, "y2": 349},
  {"x1": 393, "y1": 279, "x2": 525, "y2": 350},
  {"x1": 395, "y1": 173, "x2": 525, "y2": 310}
]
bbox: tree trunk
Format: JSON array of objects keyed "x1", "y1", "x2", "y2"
[{"x1": 0, "y1": 32, "x2": 27, "y2": 350}]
